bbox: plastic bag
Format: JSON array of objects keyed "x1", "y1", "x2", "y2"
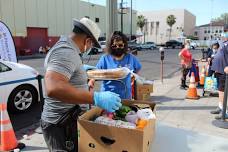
[
  {"x1": 87, "y1": 67, "x2": 130, "y2": 80},
  {"x1": 204, "y1": 75, "x2": 218, "y2": 92}
]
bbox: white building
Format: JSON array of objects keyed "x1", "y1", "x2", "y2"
[
  {"x1": 139, "y1": 9, "x2": 196, "y2": 44},
  {"x1": 194, "y1": 21, "x2": 225, "y2": 40}
]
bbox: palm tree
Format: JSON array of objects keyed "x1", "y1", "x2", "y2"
[
  {"x1": 137, "y1": 15, "x2": 146, "y2": 42},
  {"x1": 166, "y1": 15, "x2": 176, "y2": 40}
]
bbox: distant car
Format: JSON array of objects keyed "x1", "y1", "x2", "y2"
[
  {"x1": 165, "y1": 40, "x2": 183, "y2": 49},
  {"x1": 128, "y1": 41, "x2": 141, "y2": 51},
  {"x1": 89, "y1": 47, "x2": 99, "y2": 55},
  {"x1": 140, "y1": 42, "x2": 157, "y2": 50},
  {"x1": 99, "y1": 41, "x2": 106, "y2": 52},
  {"x1": 190, "y1": 42, "x2": 198, "y2": 49},
  {"x1": 0, "y1": 60, "x2": 40, "y2": 113}
]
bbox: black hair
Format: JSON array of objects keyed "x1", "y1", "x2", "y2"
[
  {"x1": 212, "y1": 42, "x2": 220, "y2": 49},
  {"x1": 107, "y1": 31, "x2": 128, "y2": 54}
]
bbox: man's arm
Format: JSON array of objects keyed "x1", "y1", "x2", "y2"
[
  {"x1": 224, "y1": 67, "x2": 228, "y2": 74},
  {"x1": 45, "y1": 70, "x2": 94, "y2": 104}
]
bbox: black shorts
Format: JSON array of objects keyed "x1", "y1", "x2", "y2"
[
  {"x1": 216, "y1": 74, "x2": 225, "y2": 92},
  {"x1": 41, "y1": 120, "x2": 78, "y2": 152}
]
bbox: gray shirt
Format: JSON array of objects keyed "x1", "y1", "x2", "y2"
[{"x1": 41, "y1": 35, "x2": 88, "y2": 124}]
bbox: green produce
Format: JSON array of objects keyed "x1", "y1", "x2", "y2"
[{"x1": 115, "y1": 105, "x2": 131, "y2": 118}]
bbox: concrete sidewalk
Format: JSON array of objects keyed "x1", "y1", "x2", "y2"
[{"x1": 16, "y1": 71, "x2": 228, "y2": 152}]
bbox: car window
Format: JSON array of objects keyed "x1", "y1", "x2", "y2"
[
  {"x1": 0, "y1": 63, "x2": 11, "y2": 73},
  {"x1": 146, "y1": 42, "x2": 154, "y2": 44}
]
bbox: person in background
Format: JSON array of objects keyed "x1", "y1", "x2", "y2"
[
  {"x1": 210, "y1": 32, "x2": 228, "y2": 118},
  {"x1": 88, "y1": 31, "x2": 142, "y2": 99},
  {"x1": 207, "y1": 42, "x2": 220, "y2": 76},
  {"x1": 178, "y1": 41, "x2": 192, "y2": 89}
]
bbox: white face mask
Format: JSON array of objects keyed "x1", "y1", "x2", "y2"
[
  {"x1": 81, "y1": 39, "x2": 92, "y2": 58},
  {"x1": 212, "y1": 49, "x2": 217, "y2": 53},
  {"x1": 82, "y1": 46, "x2": 92, "y2": 58}
]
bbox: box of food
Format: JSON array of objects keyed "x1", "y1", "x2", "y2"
[
  {"x1": 135, "y1": 83, "x2": 153, "y2": 100},
  {"x1": 78, "y1": 100, "x2": 156, "y2": 152}
]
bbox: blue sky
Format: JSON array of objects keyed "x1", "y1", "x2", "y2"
[{"x1": 85, "y1": 0, "x2": 228, "y2": 26}]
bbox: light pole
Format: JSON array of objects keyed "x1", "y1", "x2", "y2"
[
  {"x1": 130, "y1": 0, "x2": 133, "y2": 40},
  {"x1": 210, "y1": 0, "x2": 214, "y2": 40},
  {"x1": 106, "y1": 0, "x2": 118, "y2": 40}
]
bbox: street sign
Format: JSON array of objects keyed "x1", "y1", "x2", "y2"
[{"x1": 0, "y1": 21, "x2": 17, "y2": 63}]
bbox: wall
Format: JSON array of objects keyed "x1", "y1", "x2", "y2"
[
  {"x1": 195, "y1": 26, "x2": 224, "y2": 40},
  {"x1": 0, "y1": 0, "x2": 136, "y2": 37},
  {"x1": 139, "y1": 9, "x2": 196, "y2": 44},
  {"x1": 183, "y1": 10, "x2": 196, "y2": 36},
  {"x1": 0, "y1": 0, "x2": 137, "y2": 54}
]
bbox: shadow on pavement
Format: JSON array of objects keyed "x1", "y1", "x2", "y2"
[
  {"x1": 157, "y1": 106, "x2": 217, "y2": 111},
  {"x1": 9, "y1": 102, "x2": 42, "y2": 131},
  {"x1": 152, "y1": 95, "x2": 185, "y2": 103},
  {"x1": 21, "y1": 146, "x2": 48, "y2": 151}
]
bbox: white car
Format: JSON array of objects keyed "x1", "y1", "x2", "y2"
[
  {"x1": 190, "y1": 42, "x2": 198, "y2": 49},
  {"x1": 0, "y1": 60, "x2": 41, "y2": 113},
  {"x1": 100, "y1": 41, "x2": 106, "y2": 52}
]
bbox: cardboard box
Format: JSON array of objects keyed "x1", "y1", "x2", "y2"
[
  {"x1": 78, "y1": 100, "x2": 156, "y2": 152},
  {"x1": 135, "y1": 84, "x2": 153, "y2": 100}
]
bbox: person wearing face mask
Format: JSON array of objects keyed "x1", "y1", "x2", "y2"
[
  {"x1": 178, "y1": 41, "x2": 193, "y2": 89},
  {"x1": 41, "y1": 18, "x2": 122, "y2": 152},
  {"x1": 88, "y1": 31, "x2": 142, "y2": 99},
  {"x1": 210, "y1": 32, "x2": 228, "y2": 118},
  {"x1": 207, "y1": 42, "x2": 220, "y2": 76}
]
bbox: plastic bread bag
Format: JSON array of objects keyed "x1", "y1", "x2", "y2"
[
  {"x1": 87, "y1": 67, "x2": 131, "y2": 80},
  {"x1": 131, "y1": 72, "x2": 154, "y2": 85}
]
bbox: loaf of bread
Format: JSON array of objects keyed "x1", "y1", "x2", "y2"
[{"x1": 87, "y1": 68, "x2": 128, "y2": 80}]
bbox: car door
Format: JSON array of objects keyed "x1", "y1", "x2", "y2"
[{"x1": 0, "y1": 62, "x2": 12, "y2": 103}]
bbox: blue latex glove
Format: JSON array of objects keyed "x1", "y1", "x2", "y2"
[
  {"x1": 83, "y1": 64, "x2": 97, "y2": 71},
  {"x1": 93, "y1": 91, "x2": 122, "y2": 112}
]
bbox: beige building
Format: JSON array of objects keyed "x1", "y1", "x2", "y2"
[
  {"x1": 0, "y1": 0, "x2": 137, "y2": 37},
  {"x1": 0, "y1": 0, "x2": 137, "y2": 53},
  {"x1": 139, "y1": 9, "x2": 196, "y2": 44},
  {"x1": 194, "y1": 21, "x2": 225, "y2": 40}
]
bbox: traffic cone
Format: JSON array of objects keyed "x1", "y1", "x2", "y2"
[
  {"x1": 186, "y1": 72, "x2": 200, "y2": 100},
  {"x1": 195, "y1": 64, "x2": 200, "y2": 86},
  {"x1": 200, "y1": 66, "x2": 206, "y2": 86},
  {"x1": 205, "y1": 65, "x2": 209, "y2": 77},
  {"x1": 0, "y1": 103, "x2": 25, "y2": 151}
]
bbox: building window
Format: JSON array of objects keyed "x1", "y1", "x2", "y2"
[
  {"x1": 219, "y1": 30, "x2": 222, "y2": 33},
  {"x1": 208, "y1": 30, "x2": 210, "y2": 33},
  {"x1": 144, "y1": 20, "x2": 150, "y2": 35},
  {"x1": 150, "y1": 22, "x2": 154, "y2": 35},
  {"x1": 204, "y1": 30, "x2": 207, "y2": 33},
  {"x1": 155, "y1": 22, "x2": 159, "y2": 35},
  {"x1": 85, "y1": 16, "x2": 90, "y2": 19},
  {"x1": 215, "y1": 30, "x2": 218, "y2": 33},
  {"x1": 204, "y1": 37, "x2": 207, "y2": 40},
  {"x1": 95, "y1": 18, "x2": 99, "y2": 23},
  {"x1": 194, "y1": 31, "x2": 198, "y2": 36}
]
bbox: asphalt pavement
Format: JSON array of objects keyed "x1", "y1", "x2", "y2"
[{"x1": 12, "y1": 49, "x2": 202, "y2": 131}]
